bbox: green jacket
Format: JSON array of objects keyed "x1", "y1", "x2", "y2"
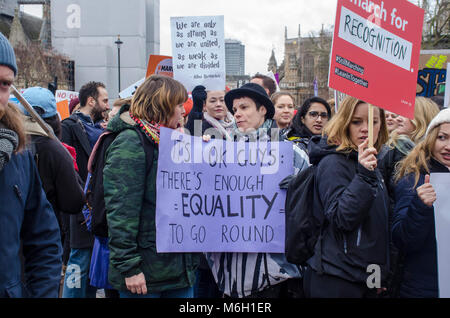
[{"x1": 103, "y1": 106, "x2": 199, "y2": 292}]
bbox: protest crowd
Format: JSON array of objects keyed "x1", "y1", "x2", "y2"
[{"x1": 1, "y1": 24, "x2": 450, "y2": 300}]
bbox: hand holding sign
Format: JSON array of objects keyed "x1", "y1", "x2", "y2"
[
  {"x1": 417, "y1": 174, "x2": 437, "y2": 207},
  {"x1": 358, "y1": 138, "x2": 378, "y2": 171}
]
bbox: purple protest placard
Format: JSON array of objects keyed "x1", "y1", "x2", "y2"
[{"x1": 156, "y1": 127, "x2": 294, "y2": 253}]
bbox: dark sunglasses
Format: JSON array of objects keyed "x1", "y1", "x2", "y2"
[{"x1": 307, "y1": 111, "x2": 329, "y2": 119}]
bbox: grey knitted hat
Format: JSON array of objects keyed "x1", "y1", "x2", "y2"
[{"x1": 0, "y1": 32, "x2": 18, "y2": 75}]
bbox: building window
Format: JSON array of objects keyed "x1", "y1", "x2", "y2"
[{"x1": 303, "y1": 54, "x2": 314, "y2": 83}]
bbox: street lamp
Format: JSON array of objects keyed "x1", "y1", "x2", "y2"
[{"x1": 115, "y1": 35, "x2": 123, "y2": 94}]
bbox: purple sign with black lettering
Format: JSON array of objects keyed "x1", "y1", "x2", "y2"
[{"x1": 156, "y1": 127, "x2": 293, "y2": 252}]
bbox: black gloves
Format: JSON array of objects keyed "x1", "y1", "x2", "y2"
[{"x1": 191, "y1": 85, "x2": 207, "y2": 113}]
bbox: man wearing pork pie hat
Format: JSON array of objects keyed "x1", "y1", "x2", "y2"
[
  {"x1": 205, "y1": 82, "x2": 310, "y2": 298},
  {"x1": 225, "y1": 82, "x2": 276, "y2": 136}
]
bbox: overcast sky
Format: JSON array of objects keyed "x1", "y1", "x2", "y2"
[
  {"x1": 21, "y1": 0, "x2": 337, "y2": 75},
  {"x1": 23, "y1": 0, "x2": 420, "y2": 76},
  {"x1": 160, "y1": 0, "x2": 338, "y2": 76}
]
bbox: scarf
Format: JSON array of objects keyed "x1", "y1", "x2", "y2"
[
  {"x1": 129, "y1": 113, "x2": 161, "y2": 144},
  {"x1": 391, "y1": 134, "x2": 415, "y2": 156},
  {"x1": 203, "y1": 112, "x2": 235, "y2": 140},
  {"x1": 231, "y1": 119, "x2": 275, "y2": 142},
  {"x1": 0, "y1": 128, "x2": 19, "y2": 172}
]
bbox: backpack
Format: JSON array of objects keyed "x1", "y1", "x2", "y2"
[
  {"x1": 284, "y1": 165, "x2": 325, "y2": 266},
  {"x1": 82, "y1": 127, "x2": 154, "y2": 238}
]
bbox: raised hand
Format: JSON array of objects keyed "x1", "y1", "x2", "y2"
[
  {"x1": 358, "y1": 138, "x2": 378, "y2": 171},
  {"x1": 416, "y1": 174, "x2": 437, "y2": 207},
  {"x1": 191, "y1": 85, "x2": 207, "y2": 112}
]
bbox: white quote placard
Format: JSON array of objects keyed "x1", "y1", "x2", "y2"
[
  {"x1": 55, "y1": 90, "x2": 79, "y2": 103},
  {"x1": 431, "y1": 172, "x2": 450, "y2": 298},
  {"x1": 119, "y1": 78, "x2": 145, "y2": 99},
  {"x1": 171, "y1": 15, "x2": 225, "y2": 92}
]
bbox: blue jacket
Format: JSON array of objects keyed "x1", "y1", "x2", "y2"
[
  {"x1": 392, "y1": 158, "x2": 449, "y2": 298},
  {"x1": 0, "y1": 151, "x2": 62, "y2": 298}
]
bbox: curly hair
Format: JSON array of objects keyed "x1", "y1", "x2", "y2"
[{"x1": 79, "y1": 81, "x2": 106, "y2": 107}]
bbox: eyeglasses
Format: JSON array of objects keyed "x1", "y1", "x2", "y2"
[{"x1": 308, "y1": 111, "x2": 329, "y2": 119}]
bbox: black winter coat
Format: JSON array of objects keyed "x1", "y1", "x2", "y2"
[
  {"x1": 307, "y1": 136, "x2": 390, "y2": 285},
  {"x1": 377, "y1": 138, "x2": 415, "y2": 297},
  {"x1": 61, "y1": 114, "x2": 91, "y2": 182},
  {"x1": 31, "y1": 135, "x2": 85, "y2": 220},
  {"x1": 392, "y1": 158, "x2": 449, "y2": 298},
  {"x1": 61, "y1": 114, "x2": 94, "y2": 249},
  {"x1": 184, "y1": 110, "x2": 214, "y2": 137}
]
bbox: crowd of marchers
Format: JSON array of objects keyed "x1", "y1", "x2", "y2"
[{"x1": 1, "y1": 31, "x2": 449, "y2": 298}]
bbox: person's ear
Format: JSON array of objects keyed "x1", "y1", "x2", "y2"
[
  {"x1": 260, "y1": 106, "x2": 267, "y2": 116},
  {"x1": 87, "y1": 96, "x2": 95, "y2": 107}
]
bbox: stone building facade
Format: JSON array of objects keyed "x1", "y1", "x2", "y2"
[
  {"x1": 1, "y1": 0, "x2": 75, "y2": 90},
  {"x1": 269, "y1": 25, "x2": 333, "y2": 106},
  {"x1": 2, "y1": 0, "x2": 161, "y2": 98}
]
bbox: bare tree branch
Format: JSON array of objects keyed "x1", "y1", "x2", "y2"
[{"x1": 13, "y1": 42, "x2": 73, "y2": 90}]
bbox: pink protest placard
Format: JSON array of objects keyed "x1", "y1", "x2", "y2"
[{"x1": 329, "y1": 0, "x2": 424, "y2": 119}]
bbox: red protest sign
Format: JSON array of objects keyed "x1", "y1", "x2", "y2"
[{"x1": 328, "y1": 0, "x2": 424, "y2": 119}]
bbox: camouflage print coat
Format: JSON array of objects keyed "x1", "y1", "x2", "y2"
[{"x1": 103, "y1": 105, "x2": 199, "y2": 292}]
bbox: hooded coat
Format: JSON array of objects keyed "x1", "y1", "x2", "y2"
[
  {"x1": 103, "y1": 105, "x2": 199, "y2": 292},
  {"x1": 306, "y1": 136, "x2": 390, "y2": 285},
  {"x1": 23, "y1": 116, "x2": 85, "y2": 218}
]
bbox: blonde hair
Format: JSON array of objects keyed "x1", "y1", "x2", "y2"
[
  {"x1": 113, "y1": 97, "x2": 132, "y2": 108},
  {"x1": 271, "y1": 92, "x2": 295, "y2": 106},
  {"x1": 0, "y1": 103, "x2": 27, "y2": 152},
  {"x1": 323, "y1": 96, "x2": 389, "y2": 153},
  {"x1": 409, "y1": 97, "x2": 440, "y2": 143},
  {"x1": 327, "y1": 98, "x2": 336, "y2": 117},
  {"x1": 130, "y1": 75, "x2": 187, "y2": 125},
  {"x1": 395, "y1": 125, "x2": 440, "y2": 187}
]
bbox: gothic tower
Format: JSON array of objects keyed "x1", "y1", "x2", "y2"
[{"x1": 267, "y1": 48, "x2": 277, "y2": 74}]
